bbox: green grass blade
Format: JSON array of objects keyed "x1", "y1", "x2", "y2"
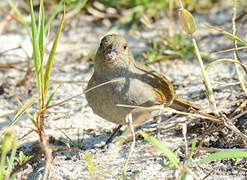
[
  {"x1": 58, "y1": 128, "x2": 79, "y2": 147},
  {"x1": 100, "y1": 171, "x2": 121, "y2": 180},
  {"x1": 25, "y1": 110, "x2": 37, "y2": 127},
  {"x1": 204, "y1": 23, "x2": 247, "y2": 46},
  {"x1": 7, "y1": 0, "x2": 32, "y2": 40},
  {"x1": 140, "y1": 131, "x2": 181, "y2": 170},
  {"x1": 4, "y1": 138, "x2": 18, "y2": 180},
  {"x1": 45, "y1": 84, "x2": 62, "y2": 107},
  {"x1": 85, "y1": 152, "x2": 96, "y2": 177},
  {"x1": 30, "y1": 0, "x2": 42, "y2": 100},
  {"x1": 44, "y1": 1, "x2": 64, "y2": 35},
  {"x1": 16, "y1": 99, "x2": 37, "y2": 127},
  {"x1": 44, "y1": 8, "x2": 65, "y2": 100},
  {"x1": 0, "y1": 111, "x2": 17, "y2": 118},
  {"x1": 192, "y1": 37, "x2": 218, "y2": 114},
  {"x1": 187, "y1": 136, "x2": 197, "y2": 164},
  {"x1": 198, "y1": 150, "x2": 247, "y2": 163},
  {"x1": 1, "y1": 130, "x2": 13, "y2": 168},
  {"x1": 8, "y1": 97, "x2": 38, "y2": 128},
  {"x1": 38, "y1": 0, "x2": 44, "y2": 57}
]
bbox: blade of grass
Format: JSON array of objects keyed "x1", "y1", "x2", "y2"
[
  {"x1": 197, "y1": 150, "x2": 247, "y2": 163},
  {"x1": 187, "y1": 136, "x2": 196, "y2": 164},
  {"x1": 30, "y1": 0, "x2": 42, "y2": 103},
  {"x1": 44, "y1": 1, "x2": 64, "y2": 34},
  {"x1": 204, "y1": 23, "x2": 247, "y2": 46},
  {"x1": 25, "y1": 111, "x2": 37, "y2": 127},
  {"x1": 0, "y1": 111, "x2": 17, "y2": 118},
  {"x1": 16, "y1": 99, "x2": 37, "y2": 127},
  {"x1": 85, "y1": 152, "x2": 96, "y2": 178},
  {"x1": 7, "y1": 0, "x2": 32, "y2": 39},
  {"x1": 44, "y1": 7, "x2": 65, "y2": 101},
  {"x1": 1, "y1": 130, "x2": 13, "y2": 168},
  {"x1": 45, "y1": 84, "x2": 62, "y2": 107},
  {"x1": 140, "y1": 131, "x2": 181, "y2": 170},
  {"x1": 39, "y1": 92, "x2": 83, "y2": 115},
  {"x1": 58, "y1": 128, "x2": 80, "y2": 147},
  {"x1": 8, "y1": 97, "x2": 38, "y2": 128},
  {"x1": 100, "y1": 171, "x2": 121, "y2": 180},
  {"x1": 38, "y1": 0, "x2": 44, "y2": 57}
]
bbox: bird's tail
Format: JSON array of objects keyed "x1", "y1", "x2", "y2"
[{"x1": 169, "y1": 97, "x2": 201, "y2": 111}]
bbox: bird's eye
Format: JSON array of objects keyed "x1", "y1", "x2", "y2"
[{"x1": 123, "y1": 45, "x2": 127, "y2": 50}]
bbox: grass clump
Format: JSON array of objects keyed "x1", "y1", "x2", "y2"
[{"x1": 3, "y1": 0, "x2": 65, "y2": 178}]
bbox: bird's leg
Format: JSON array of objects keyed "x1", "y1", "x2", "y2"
[
  {"x1": 154, "y1": 104, "x2": 164, "y2": 139},
  {"x1": 154, "y1": 115, "x2": 162, "y2": 139},
  {"x1": 125, "y1": 113, "x2": 135, "y2": 170},
  {"x1": 105, "y1": 125, "x2": 123, "y2": 145}
]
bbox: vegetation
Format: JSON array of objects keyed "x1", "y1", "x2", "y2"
[{"x1": 0, "y1": 0, "x2": 247, "y2": 179}]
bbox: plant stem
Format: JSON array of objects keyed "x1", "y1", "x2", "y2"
[
  {"x1": 232, "y1": 0, "x2": 247, "y2": 96},
  {"x1": 192, "y1": 36, "x2": 219, "y2": 115}
]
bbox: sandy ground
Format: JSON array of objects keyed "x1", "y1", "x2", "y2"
[{"x1": 0, "y1": 1, "x2": 247, "y2": 179}]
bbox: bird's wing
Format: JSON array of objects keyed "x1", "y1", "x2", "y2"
[{"x1": 134, "y1": 62, "x2": 176, "y2": 105}]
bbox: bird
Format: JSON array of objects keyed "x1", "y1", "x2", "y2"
[{"x1": 85, "y1": 34, "x2": 202, "y2": 126}]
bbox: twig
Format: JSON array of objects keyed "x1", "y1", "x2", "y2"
[
  {"x1": 0, "y1": 46, "x2": 21, "y2": 55},
  {"x1": 221, "y1": 114, "x2": 247, "y2": 143},
  {"x1": 0, "y1": 63, "x2": 26, "y2": 72},
  {"x1": 231, "y1": 109, "x2": 247, "y2": 122},
  {"x1": 117, "y1": 104, "x2": 221, "y2": 122},
  {"x1": 230, "y1": 99, "x2": 247, "y2": 118},
  {"x1": 215, "y1": 46, "x2": 247, "y2": 54}
]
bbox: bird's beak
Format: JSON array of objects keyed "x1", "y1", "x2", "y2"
[
  {"x1": 110, "y1": 44, "x2": 116, "y2": 53},
  {"x1": 105, "y1": 44, "x2": 118, "y2": 63}
]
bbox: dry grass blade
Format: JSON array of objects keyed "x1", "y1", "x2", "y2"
[
  {"x1": 38, "y1": 92, "x2": 83, "y2": 115},
  {"x1": 230, "y1": 99, "x2": 247, "y2": 118},
  {"x1": 116, "y1": 104, "x2": 221, "y2": 122},
  {"x1": 231, "y1": 109, "x2": 247, "y2": 122},
  {"x1": 215, "y1": 46, "x2": 247, "y2": 54},
  {"x1": 0, "y1": 63, "x2": 25, "y2": 72},
  {"x1": 205, "y1": 59, "x2": 247, "y2": 74},
  {"x1": 221, "y1": 115, "x2": 247, "y2": 143},
  {"x1": 194, "y1": 147, "x2": 247, "y2": 153},
  {"x1": 0, "y1": 46, "x2": 21, "y2": 55},
  {"x1": 232, "y1": 0, "x2": 247, "y2": 96},
  {"x1": 0, "y1": 8, "x2": 15, "y2": 35},
  {"x1": 84, "y1": 79, "x2": 121, "y2": 94}
]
